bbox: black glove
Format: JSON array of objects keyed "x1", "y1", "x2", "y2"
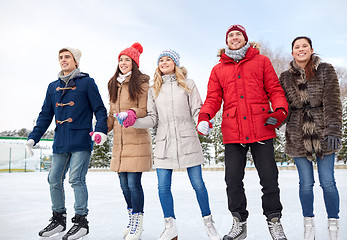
[
  {"x1": 265, "y1": 117, "x2": 277, "y2": 126},
  {"x1": 324, "y1": 135, "x2": 341, "y2": 151}
]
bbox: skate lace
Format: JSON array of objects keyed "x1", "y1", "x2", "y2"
[
  {"x1": 129, "y1": 213, "x2": 141, "y2": 235},
  {"x1": 205, "y1": 219, "x2": 218, "y2": 236},
  {"x1": 304, "y1": 224, "x2": 314, "y2": 239},
  {"x1": 159, "y1": 219, "x2": 174, "y2": 238},
  {"x1": 268, "y1": 221, "x2": 286, "y2": 239},
  {"x1": 228, "y1": 218, "x2": 243, "y2": 237},
  {"x1": 43, "y1": 219, "x2": 59, "y2": 231},
  {"x1": 126, "y1": 210, "x2": 133, "y2": 228},
  {"x1": 66, "y1": 223, "x2": 80, "y2": 235}
]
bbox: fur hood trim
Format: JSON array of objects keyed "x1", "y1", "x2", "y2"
[
  {"x1": 218, "y1": 42, "x2": 261, "y2": 57},
  {"x1": 180, "y1": 66, "x2": 188, "y2": 78},
  {"x1": 289, "y1": 54, "x2": 321, "y2": 74}
]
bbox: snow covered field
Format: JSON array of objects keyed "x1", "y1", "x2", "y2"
[{"x1": 0, "y1": 169, "x2": 346, "y2": 240}]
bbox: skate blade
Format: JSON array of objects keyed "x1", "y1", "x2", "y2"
[
  {"x1": 38, "y1": 232, "x2": 65, "y2": 240},
  {"x1": 38, "y1": 233, "x2": 89, "y2": 240}
]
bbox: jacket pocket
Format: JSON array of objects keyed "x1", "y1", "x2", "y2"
[
  {"x1": 178, "y1": 128, "x2": 201, "y2": 155},
  {"x1": 250, "y1": 104, "x2": 273, "y2": 138},
  {"x1": 69, "y1": 124, "x2": 92, "y2": 149},
  {"x1": 222, "y1": 107, "x2": 239, "y2": 137},
  {"x1": 155, "y1": 129, "x2": 167, "y2": 159}
]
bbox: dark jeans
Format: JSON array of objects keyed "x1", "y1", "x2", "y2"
[
  {"x1": 118, "y1": 172, "x2": 144, "y2": 213},
  {"x1": 225, "y1": 139, "x2": 282, "y2": 221}
]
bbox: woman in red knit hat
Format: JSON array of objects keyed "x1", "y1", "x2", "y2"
[{"x1": 107, "y1": 43, "x2": 152, "y2": 240}]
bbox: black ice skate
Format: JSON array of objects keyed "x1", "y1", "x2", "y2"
[
  {"x1": 62, "y1": 214, "x2": 89, "y2": 240},
  {"x1": 267, "y1": 213, "x2": 287, "y2": 240},
  {"x1": 223, "y1": 213, "x2": 247, "y2": 240},
  {"x1": 38, "y1": 211, "x2": 66, "y2": 237}
]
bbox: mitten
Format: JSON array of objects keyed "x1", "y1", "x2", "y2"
[
  {"x1": 123, "y1": 110, "x2": 137, "y2": 128},
  {"x1": 90, "y1": 131, "x2": 107, "y2": 145},
  {"x1": 115, "y1": 112, "x2": 128, "y2": 125},
  {"x1": 197, "y1": 120, "x2": 213, "y2": 136},
  {"x1": 25, "y1": 139, "x2": 35, "y2": 157},
  {"x1": 265, "y1": 108, "x2": 287, "y2": 130}
]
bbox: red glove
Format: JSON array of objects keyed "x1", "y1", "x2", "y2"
[
  {"x1": 123, "y1": 110, "x2": 137, "y2": 128},
  {"x1": 265, "y1": 108, "x2": 287, "y2": 130}
]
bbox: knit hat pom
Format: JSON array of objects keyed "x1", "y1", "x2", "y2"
[{"x1": 132, "y1": 43, "x2": 143, "y2": 54}]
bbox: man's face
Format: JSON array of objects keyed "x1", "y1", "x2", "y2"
[
  {"x1": 59, "y1": 51, "x2": 77, "y2": 75},
  {"x1": 227, "y1": 30, "x2": 246, "y2": 50}
]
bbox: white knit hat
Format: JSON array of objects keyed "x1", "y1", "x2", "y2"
[{"x1": 59, "y1": 47, "x2": 82, "y2": 67}]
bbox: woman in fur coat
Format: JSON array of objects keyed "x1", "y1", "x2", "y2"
[
  {"x1": 279, "y1": 36, "x2": 342, "y2": 240},
  {"x1": 107, "y1": 43, "x2": 152, "y2": 240},
  {"x1": 127, "y1": 50, "x2": 220, "y2": 240}
]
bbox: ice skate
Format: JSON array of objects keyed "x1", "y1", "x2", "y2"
[
  {"x1": 223, "y1": 213, "x2": 246, "y2": 240},
  {"x1": 303, "y1": 217, "x2": 315, "y2": 240},
  {"x1": 328, "y1": 218, "x2": 339, "y2": 240},
  {"x1": 62, "y1": 214, "x2": 89, "y2": 240},
  {"x1": 125, "y1": 212, "x2": 143, "y2": 240},
  {"x1": 158, "y1": 217, "x2": 178, "y2": 240},
  {"x1": 38, "y1": 211, "x2": 66, "y2": 237},
  {"x1": 203, "y1": 215, "x2": 221, "y2": 240},
  {"x1": 267, "y1": 214, "x2": 287, "y2": 240},
  {"x1": 123, "y1": 209, "x2": 134, "y2": 238}
]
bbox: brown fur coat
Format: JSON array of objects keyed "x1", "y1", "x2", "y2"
[{"x1": 279, "y1": 55, "x2": 342, "y2": 160}]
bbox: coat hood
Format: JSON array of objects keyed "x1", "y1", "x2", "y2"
[{"x1": 180, "y1": 66, "x2": 188, "y2": 78}]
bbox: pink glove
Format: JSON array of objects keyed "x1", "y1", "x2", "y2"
[{"x1": 123, "y1": 110, "x2": 137, "y2": 128}]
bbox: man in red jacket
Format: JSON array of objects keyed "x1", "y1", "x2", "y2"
[{"x1": 197, "y1": 25, "x2": 288, "y2": 240}]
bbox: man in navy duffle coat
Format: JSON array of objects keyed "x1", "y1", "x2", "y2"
[{"x1": 26, "y1": 47, "x2": 107, "y2": 240}]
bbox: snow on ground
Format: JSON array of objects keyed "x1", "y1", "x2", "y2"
[{"x1": 0, "y1": 169, "x2": 346, "y2": 240}]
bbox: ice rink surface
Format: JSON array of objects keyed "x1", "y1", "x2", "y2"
[{"x1": 0, "y1": 169, "x2": 346, "y2": 240}]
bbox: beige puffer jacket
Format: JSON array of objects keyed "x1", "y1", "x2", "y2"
[{"x1": 107, "y1": 74, "x2": 152, "y2": 172}]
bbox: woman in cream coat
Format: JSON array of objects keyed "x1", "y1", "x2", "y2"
[{"x1": 131, "y1": 50, "x2": 220, "y2": 240}]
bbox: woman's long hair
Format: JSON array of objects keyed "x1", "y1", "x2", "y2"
[
  {"x1": 152, "y1": 65, "x2": 190, "y2": 98},
  {"x1": 108, "y1": 60, "x2": 144, "y2": 102},
  {"x1": 292, "y1": 36, "x2": 315, "y2": 81}
]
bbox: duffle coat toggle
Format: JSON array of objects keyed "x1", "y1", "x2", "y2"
[
  {"x1": 56, "y1": 118, "x2": 73, "y2": 124},
  {"x1": 55, "y1": 101, "x2": 75, "y2": 107},
  {"x1": 55, "y1": 79, "x2": 77, "y2": 126}
]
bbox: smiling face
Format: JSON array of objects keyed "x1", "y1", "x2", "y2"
[
  {"x1": 118, "y1": 55, "x2": 133, "y2": 75},
  {"x1": 292, "y1": 38, "x2": 314, "y2": 68},
  {"x1": 227, "y1": 30, "x2": 246, "y2": 50},
  {"x1": 158, "y1": 56, "x2": 175, "y2": 75},
  {"x1": 59, "y1": 51, "x2": 77, "y2": 75}
]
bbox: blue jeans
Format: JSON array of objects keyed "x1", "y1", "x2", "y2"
[
  {"x1": 294, "y1": 153, "x2": 340, "y2": 219},
  {"x1": 118, "y1": 172, "x2": 144, "y2": 213},
  {"x1": 156, "y1": 165, "x2": 211, "y2": 218},
  {"x1": 48, "y1": 151, "x2": 91, "y2": 216}
]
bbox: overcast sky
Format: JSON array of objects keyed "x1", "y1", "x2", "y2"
[{"x1": 1, "y1": 0, "x2": 347, "y2": 132}]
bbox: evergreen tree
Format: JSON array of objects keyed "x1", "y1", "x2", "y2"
[
  {"x1": 273, "y1": 128, "x2": 290, "y2": 165},
  {"x1": 89, "y1": 133, "x2": 112, "y2": 168},
  {"x1": 337, "y1": 97, "x2": 347, "y2": 163},
  {"x1": 198, "y1": 134, "x2": 212, "y2": 165},
  {"x1": 209, "y1": 110, "x2": 225, "y2": 164}
]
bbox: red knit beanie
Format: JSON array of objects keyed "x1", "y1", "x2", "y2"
[
  {"x1": 225, "y1": 24, "x2": 248, "y2": 44},
  {"x1": 118, "y1": 43, "x2": 143, "y2": 67}
]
